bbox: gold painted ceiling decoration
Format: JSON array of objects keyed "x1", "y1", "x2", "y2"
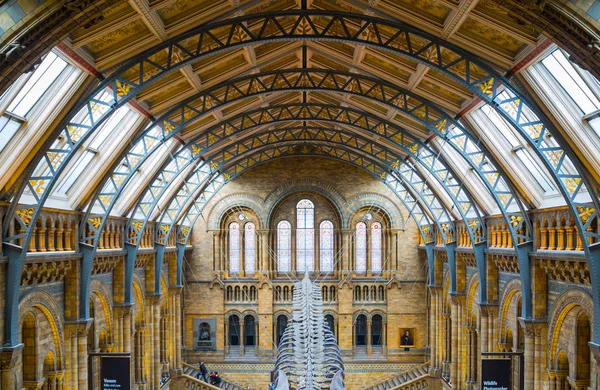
[{"x1": 61, "y1": 0, "x2": 545, "y2": 126}]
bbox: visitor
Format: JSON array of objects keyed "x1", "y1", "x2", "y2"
[
  {"x1": 197, "y1": 361, "x2": 208, "y2": 382},
  {"x1": 213, "y1": 372, "x2": 222, "y2": 387}
]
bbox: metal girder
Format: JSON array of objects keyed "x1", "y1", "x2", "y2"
[
  {"x1": 81, "y1": 68, "x2": 513, "y2": 258},
  {"x1": 169, "y1": 141, "x2": 441, "y2": 291},
  {"x1": 115, "y1": 104, "x2": 485, "y2": 299},
  {"x1": 123, "y1": 103, "x2": 486, "y2": 250},
  {"x1": 155, "y1": 133, "x2": 447, "y2": 247},
  {"x1": 0, "y1": 69, "x2": 517, "y2": 346},
  {"x1": 156, "y1": 133, "x2": 459, "y2": 293},
  {"x1": 4, "y1": 11, "x2": 599, "y2": 345}
]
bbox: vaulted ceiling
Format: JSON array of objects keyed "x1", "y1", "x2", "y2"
[{"x1": 65, "y1": 0, "x2": 544, "y2": 126}]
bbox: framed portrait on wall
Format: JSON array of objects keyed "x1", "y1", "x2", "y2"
[{"x1": 400, "y1": 328, "x2": 415, "y2": 348}]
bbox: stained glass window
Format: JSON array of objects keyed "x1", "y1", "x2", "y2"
[
  {"x1": 277, "y1": 220, "x2": 291, "y2": 273},
  {"x1": 245, "y1": 222, "x2": 256, "y2": 274},
  {"x1": 229, "y1": 222, "x2": 240, "y2": 273},
  {"x1": 371, "y1": 222, "x2": 382, "y2": 273},
  {"x1": 320, "y1": 220, "x2": 334, "y2": 273},
  {"x1": 356, "y1": 222, "x2": 367, "y2": 273},
  {"x1": 296, "y1": 199, "x2": 314, "y2": 272}
]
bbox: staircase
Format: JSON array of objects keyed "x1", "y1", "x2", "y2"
[
  {"x1": 182, "y1": 373, "x2": 223, "y2": 390},
  {"x1": 363, "y1": 362, "x2": 430, "y2": 390},
  {"x1": 183, "y1": 363, "x2": 245, "y2": 390}
]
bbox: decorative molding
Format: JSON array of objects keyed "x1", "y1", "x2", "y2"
[{"x1": 21, "y1": 259, "x2": 72, "y2": 285}]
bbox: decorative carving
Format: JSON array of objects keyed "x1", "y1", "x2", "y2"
[
  {"x1": 0, "y1": 350, "x2": 20, "y2": 369},
  {"x1": 92, "y1": 255, "x2": 120, "y2": 274},
  {"x1": 449, "y1": 293, "x2": 465, "y2": 306},
  {"x1": 21, "y1": 260, "x2": 72, "y2": 285},
  {"x1": 459, "y1": 252, "x2": 477, "y2": 268},
  {"x1": 491, "y1": 253, "x2": 519, "y2": 273},
  {"x1": 538, "y1": 257, "x2": 589, "y2": 284},
  {"x1": 135, "y1": 253, "x2": 152, "y2": 269}
]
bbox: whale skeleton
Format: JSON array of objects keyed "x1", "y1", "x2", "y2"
[{"x1": 273, "y1": 273, "x2": 345, "y2": 390}]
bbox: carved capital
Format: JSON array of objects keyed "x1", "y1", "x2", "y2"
[
  {"x1": 0, "y1": 345, "x2": 22, "y2": 370},
  {"x1": 145, "y1": 293, "x2": 163, "y2": 306},
  {"x1": 567, "y1": 378, "x2": 589, "y2": 390},
  {"x1": 589, "y1": 342, "x2": 600, "y2": 367},
  {"x1": 449, "y1": 292, "x2": 465, "y2": 306},
  {"x1": 518, "y1": 318, "x2": 545, "y2": 338},
  {"x1": 65, "y1": 319, "x2": 92, "y2": 337}
]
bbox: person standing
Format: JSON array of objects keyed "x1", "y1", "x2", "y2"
[{"x1": 199, "y1": 361, "x2": 209, "y2": 382}]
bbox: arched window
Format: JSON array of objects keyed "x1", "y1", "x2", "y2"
[
  {"x1": 229, "y1": 315, "x2": 240, "y2": 346},
  {"x1": 276, "y1": 315, "x2": 288, "y2": 345},
  {"x1": 244, "y1": 315, "x2": 255, "y2": 346},
  {"x1": 229, "y1": 222, "x2": 240, "y2": 273},
  {"x1": 355, "y1": 222, "x2": 367, "y2": 273},
  {"x1": 356, "y1": 314, "x2": 367, "y2": 346},
  {"x1": 371, "y1": 222, "x2": 382, "y2": 273},
  {"x1": 277, "y1": 221, "x2": 291, "y2": 273},
  {"x1": 296, "y1": 199, "x2": 315, "y2": 272},
  {"x1": 244, "y1": 222, "x2": 256, "y2": 274},
  {"x1": 325, "y1": 314, "x2": 335, "y2": 337},
  {"x1": 320, "y1": 220, "x2": 334, "y2": 273},
  {"x1": 371, "y1": 315, "x2": 383, "y2": 346}
]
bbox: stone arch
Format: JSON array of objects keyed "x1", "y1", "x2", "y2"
[
  {"x1": 264, "y1": 179, "x2": 346, "y2": 226},
  {"x1": 207, "y1": 193, "x2": 267, "y2": 230},
  {"x1": 368, "y1": 309, "x2": 387, "y2": 322},
  {"x1": 90, "y1": 279, "x2": 113, "y2": 335},
  {"x1": 547, "y1": 288, "x2": 594, "y2": 366},
  {"x1": 498, "y1": 278, "x2": 522, "y2": 344},
  {"x1": 466, "y1": 274, "x2": 480, "y2": 326},
  {"x1": 18, "y1": 290, "x2": 65, "y2": 372},
  {"x1": 346, "y1": 193, "x2": 404, "y2": 230},
  {"x1": 43, "y1": 350, "x2": 56, "y2": 379},
  {"x1": 132, "y1": 281, "x2": 145, "y2": 327}
]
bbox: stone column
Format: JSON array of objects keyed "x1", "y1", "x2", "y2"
[
  {"x1": 341, "y1": 231, "x2": 350, "y2": 276},
  {"x1": 442, "y1": 313, "x2": 449, "y2": 378},
  {"x1": 56, "y1": 371, "x2": 65, "y2": 390},
  {"x1": 259, "y1": 230, "x2": 269, "y2": 275},
  {"x1": 535, "y1": 323, "x2": 547, "y2": 390},
  {"x1": 464, "y1": 328, "x2": 472, "y2": 389},
  {"x1": 520, "y1": 320, "x2": 536, "y2": 390},
  {"x1": 153, "y1": 296, "x2": 162, "y2": 389},
  {"x1": 46, "y1": 371, "x2": 58, "y2": 390},
  {"x1": 366, "y1": 319, "x2": 372, "y2": 356},
  {"x1": 383, "y1": 320, "x2": 388, "y2": 356},
  {"x1": 69, "y1": 326, "x2": 78, "y2": 388},
  {"x1": 77, "y1": 322, "x2": 91, "y2": 390},
  {"x1": 436, "y1": 293, "x2": 443, "y2": 372},
  {"x1": 450, "y1": 293, "x2": 465, "y2": 389},
  {"x1": 173, "y1": 289, "x2": 183, "y2": 374},
  {"x1": 0, "y1": 347, "x2": 21, "y2": 390},
  {"x1": 547, "y1": 370, "x2": 556, "y2": 390},
  {"x1": 240, "y1": 320, "x2": 245, "y2": 355},
  {"x1": 225, "y1": 319, "x2": 230, "y2": 356},
  {"x1": 429, "y1": 287, "x2": 438, "y2": 373}
]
